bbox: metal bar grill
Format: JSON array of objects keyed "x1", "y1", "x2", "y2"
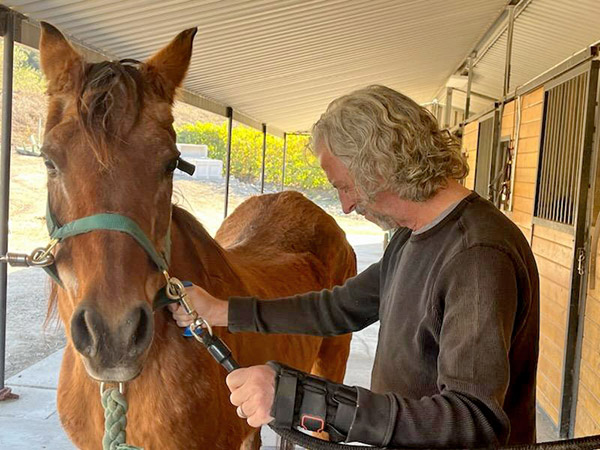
[{"x1": 535, "y1": 72, "x2": 588, "y2": 227}]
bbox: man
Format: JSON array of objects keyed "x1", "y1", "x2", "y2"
[{"x1": 170, "y1": 85, "x2": 539, "y2": 448}]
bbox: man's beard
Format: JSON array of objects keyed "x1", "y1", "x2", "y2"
[{"x1": 355, "y1": 204, "x2": 396, "y2": 231}]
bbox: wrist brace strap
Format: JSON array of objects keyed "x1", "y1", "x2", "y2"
[{"x1": 267, "y1": 361, "x2": 358, "y2": 442}]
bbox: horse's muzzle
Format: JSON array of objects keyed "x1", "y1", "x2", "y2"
[{"x1": 70, "y1": 301, "x2": 154, "y2": 382}]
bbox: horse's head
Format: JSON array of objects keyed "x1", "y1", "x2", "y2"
[{"x1": 39, "y1": 23, "x2": 197, "y2": 382}]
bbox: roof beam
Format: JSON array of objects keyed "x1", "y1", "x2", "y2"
[
  {"x1": 432, "y1": 0, "x2": 530, "y2": 103},
  {"x1": 3, "y1": 9, "x2": 284, "y2": 138}
]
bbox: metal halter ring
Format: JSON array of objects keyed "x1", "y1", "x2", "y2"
[
  {"x1": 189, "y1": 317, "x2": 213, "y2": 338},
  {"x1": 165, "y1": 276, "x2": 197, "y2": 316},
  {"x1": 27, "y1": 239, "x2": 59, "y2": 267},
  {"x1": 165, "y1": 276, "x2": 186, "y2": 301},
  {"x1": 162, "y1": 272, "x2": 213, "y2": 336},
  {"x1": 29, "y1": 248, "x2": 55, "y2": 267},
  {"x1": 100, "y1": 382, "x2": 125, "y2": 395}
]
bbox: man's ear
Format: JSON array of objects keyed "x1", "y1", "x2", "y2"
[
  {"x1": 39, "y1": 22, "x2": 84, "y2": 94},
  {"x1": 145, "y1": 27, "x2": 197, "y2": 103}
]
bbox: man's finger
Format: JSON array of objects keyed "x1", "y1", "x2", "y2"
[
  {"x1": 173, "y1": 311, "x2": 192, "y2": 321},
  {"x1": 173, "y1": 312, "x2": 191, "y2": 321},
  {"x1": 230, "y1": 387, "x2": 251, "y2": 407},
  {"x1": 226, "y1": 368, "x2": 248, "y2": 391}
]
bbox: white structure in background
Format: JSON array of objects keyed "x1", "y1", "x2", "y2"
[{"x1": 176, "y1": 143, "x2": 223, "y2": 180}]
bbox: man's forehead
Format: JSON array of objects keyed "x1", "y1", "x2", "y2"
[
  {"x1": 319, "y1": 149, "x2": 353, "y2": 186},
  {"x1": 319, "y1": 148, "x2": 339, "y2": 172}
]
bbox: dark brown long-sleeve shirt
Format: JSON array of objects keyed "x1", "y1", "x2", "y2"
[{"x1": 229, "y1": 192, "x2": 539, "y2": 448}]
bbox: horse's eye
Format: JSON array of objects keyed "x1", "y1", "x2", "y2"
[
  {"x1": 165, "y1": 158, "x2": 178, "y2": 173},
  {"x1": 44, "y1": 158, "x2": 58, "y2": 176}
]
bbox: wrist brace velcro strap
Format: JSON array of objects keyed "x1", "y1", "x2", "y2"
[
  {"x1": 299, "y1": 376, "x2": 327, "y2": 432},
  {"x1": 332, "y1": 384, "x2": 358, "y2": 436},
  {"x1": 267, "y1": 361, "x2": 358, "y2": 442},
  {"x1": 270, "y1": 366, "x2": 297, "y2": 429}
]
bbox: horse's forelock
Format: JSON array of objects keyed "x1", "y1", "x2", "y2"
[{"x1": 76, "y1": 60, "x2": 145, "y2": 168}]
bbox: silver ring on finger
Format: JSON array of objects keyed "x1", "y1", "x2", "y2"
[{"x1": 237, "y1": 405, "x2": 247, "y2": 419}]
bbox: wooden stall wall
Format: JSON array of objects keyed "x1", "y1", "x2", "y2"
[
  {"x1": 575, "y1": 235, "x2": 600, "y2": 436},
  {"x1": 462, "y1": 121, "x2": 478, "y2": 190},
  {"x1": 532, "y1": 225, "x2": 574, "y2": 426},
  {"x1": 509, "y1": 88, "x2": 544, "y2": 244},
  {"x1": 574, "y1": 146, "x2": 600, "y2": 436},
  {"x1": 501, "y1": 101, "x2": 516, "y2": 137}
]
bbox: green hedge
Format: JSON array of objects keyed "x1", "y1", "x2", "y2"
[
  {"x1": 0, "y1": 42, "x2": 46, "y2": 94},
  {"x1": 176, "y1": 122, "x2": 331, "y2": 190}
]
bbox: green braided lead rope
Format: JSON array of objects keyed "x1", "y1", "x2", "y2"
[{"x1": 101, "y1": 388, "x2": 143, "y2": 450}]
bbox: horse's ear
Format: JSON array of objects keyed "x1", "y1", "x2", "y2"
[
  {"x1": 39, "y1": 22, "x2": 83, "y2": 93},
  {"x1": 145, "y1": 27, "x2": 197, "y2": 102}
]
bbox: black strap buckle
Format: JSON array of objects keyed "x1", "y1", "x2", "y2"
[
  {"x1": 299, "y1": 379, "x2": 327, "y2": 433},
  {"x1": 301, "y1": 414, "x2": 325, "y2": 433}
]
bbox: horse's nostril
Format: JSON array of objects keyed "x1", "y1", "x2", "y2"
[
  {"x1": 127, "y1": 303, "x2": 153, "y2": 357},
  {"x1": 71, "y1": 307, "x2": 100, "y2": 358},
  {"x1": 70, "y1": 301, "x2": 153, "y2": 376}
]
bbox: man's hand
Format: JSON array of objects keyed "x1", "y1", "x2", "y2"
[
  {"x1": 168, "y1": 284, "x2": 229, "y2": 327},
  {"x1": 226, "y1": 365, "x2": 276, "y2": 428}
]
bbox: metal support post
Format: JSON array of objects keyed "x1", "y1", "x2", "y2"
[
  {"x1": 260, "y1": 123, "x2": 267, "y2": 194},
  {"x1": 280, "y1": 133, "x2": 287, "y2": 191},
  {"x1": 0, "y1": 9, "x2": 14, "y2": 397},
  {"x1": 503, "y1": 5, "x2": 516, "y2": 98},
  {"x1": 465, "y1": 56, "x2": 474, "y2": 120},
  {"x1": 223, "y1": 107, "x2": 233, "y2": 218},
  {"x1": 444, "y1": 87, "x2": 453, "y2": 128}
]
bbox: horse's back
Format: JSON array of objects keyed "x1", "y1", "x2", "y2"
[{"x1": 216, "y1": 191, "x2": 356, "y2": 286}]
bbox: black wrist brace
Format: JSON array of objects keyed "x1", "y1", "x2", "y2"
[{"x1": 267, "y1": 361, "x2": 358, "y2": 443}]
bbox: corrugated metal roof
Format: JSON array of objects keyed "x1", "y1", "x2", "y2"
[
  {"x1": 470, "y1": 0, "x2": 600, "y2": 101},
  {"x1": 6, "y1": 0, "x2": 508, "y2": 132}
]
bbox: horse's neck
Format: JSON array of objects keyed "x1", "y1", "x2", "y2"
[{"x1": 169, "y1": 205, "x2": 247, "y2": 298}]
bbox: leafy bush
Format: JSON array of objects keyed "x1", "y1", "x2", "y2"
[
  {"x1": 0, "y1": 42, "x2": 47, "y2": 94},
  {"x1": 176, "y1": 122, "x2": 331, "y2": 190}
]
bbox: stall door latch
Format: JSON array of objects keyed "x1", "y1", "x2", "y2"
[{"x1": 578, "y1": 248, "x2": 587, "y2": 276}]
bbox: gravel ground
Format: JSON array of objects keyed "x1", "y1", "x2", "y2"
[{"x1": 3, "y1": 268, "x2": 65, "y2": 378}]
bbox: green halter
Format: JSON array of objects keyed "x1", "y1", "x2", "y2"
[{"x1": 44, "y1": 206, "x2": 171, "y2": 287}]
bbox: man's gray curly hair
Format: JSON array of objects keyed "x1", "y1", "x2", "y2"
[{"x1": 312, "y1": 85, "x2": 468, "y2": 202}]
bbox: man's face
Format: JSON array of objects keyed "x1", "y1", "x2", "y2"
[{"x1": 317, "y1": 143, "x2": 397, "y2": 230}]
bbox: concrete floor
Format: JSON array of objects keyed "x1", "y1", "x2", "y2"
[{"x1": 0, "y1": 234, "x2": 559, "y2": 448}]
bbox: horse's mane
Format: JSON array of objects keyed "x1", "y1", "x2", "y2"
[
  {"x1": 171, "y1": 205, "x2": 241, "y2": 290},
  {"x1": 77, "y1": 59, "x2": 144, "y2": 168}
]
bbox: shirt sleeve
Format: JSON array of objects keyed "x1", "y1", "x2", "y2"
[
  {"x1": 227, "y1": 260, "x2": 381, "y2": 336},
  {"x1": 345, "y1": 245, "x2": 520, "y2": 448}
]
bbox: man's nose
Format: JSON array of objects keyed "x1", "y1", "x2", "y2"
[{"x1": 340, "y1": 194, "x2": 356, "y2": 214}]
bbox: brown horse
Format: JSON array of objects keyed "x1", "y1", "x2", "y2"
[{"x1": 39, "y1": 23, "x2": 355, "y2": 449}]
